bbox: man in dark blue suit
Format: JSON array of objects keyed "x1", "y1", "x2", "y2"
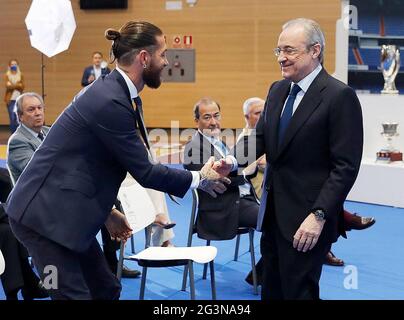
[
  {"x1": 6, "y1": 21, "x2": 229, "y2": 300},
  {"x1": 81, "y1": 51, "x2": 111, "y2": 87},
  {"x1": 220, "y1": 18, "x2": 363, "y2": 300}
]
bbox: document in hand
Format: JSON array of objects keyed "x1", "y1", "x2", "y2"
[{"x1": 118, "y1": 176, "x2": 156, "y2": 234}]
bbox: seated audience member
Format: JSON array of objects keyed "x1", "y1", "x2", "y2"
[
  {"x1": 183, "y1": 97, "x2": 263, "y2": 286},
  {"x1": 239, "y1": 97, "x2": 376, "y2": 267},
  {"x1": 0, "y1": 168, "x2": 48, "y2": 300},
  {"x1": 81, "y1": 51, "x2": 111, "y2": 87}
]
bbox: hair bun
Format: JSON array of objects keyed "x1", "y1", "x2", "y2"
[{"x1": 105, "y1": 29, "x2": 121, "y2": 41}]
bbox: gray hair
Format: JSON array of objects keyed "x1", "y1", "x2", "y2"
[
  {"x1": 242, "y1": 97, "x2": 265, "y2": 115},
  {"x1": 15, "y1": 92, "x2": 44, "y2": 117},
  {"x1": 282, "y1": 18, "x2": 325, "y2": 64},
  {"x1": 193, "y1": 97, "x2": 220, "y2": 119}
]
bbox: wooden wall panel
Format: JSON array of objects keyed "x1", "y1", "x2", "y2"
[{"x1": 0, "y1": 0, "x2": 340, "y2": 129}]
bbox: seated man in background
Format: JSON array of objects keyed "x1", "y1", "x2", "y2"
[
  {"x1": 81, "y1": 51, "x2": 111, "y2": 87},
  {"x1": 183, "y1": 97, "x2": 263, "y2": 285},
  {"x1": 240, "y1": 97, "x2": 376, "y2": 267},
  {"x1": 0, "y1": 167, "x2": 48, "y2": 300},
  {"x1": 6, "y1": 92, "x2": 141, "y2": 278}
]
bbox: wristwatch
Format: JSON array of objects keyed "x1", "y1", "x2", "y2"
[{"x1": 313, "y1": 209, "x2": 326, "y2": 221}]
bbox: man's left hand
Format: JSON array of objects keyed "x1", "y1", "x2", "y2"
[{"x1": 293, "y1": 213, "x2": 325, "y2": 252}]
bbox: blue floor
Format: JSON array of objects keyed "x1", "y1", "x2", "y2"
[{"x1": 1, "y1": 190, "x2": 403, "y2": 300}]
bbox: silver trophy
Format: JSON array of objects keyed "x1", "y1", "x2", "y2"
[
  {"x1": 381, "y1": 123, "x2": 399, "y2": 152},
  {"x1": 380, "y1": 45, "x2": 400, "y2": 94},
  {"x1": 377, "y1": 122, "x2": 403, "y2": 162}
]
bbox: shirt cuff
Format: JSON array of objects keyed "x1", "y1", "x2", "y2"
[
  {"x1": 190, "y1": 171, "x2": 200, "y2": 189},
  {"x1": 227, "y1": 155, "x2": 238, "y2": 171}
]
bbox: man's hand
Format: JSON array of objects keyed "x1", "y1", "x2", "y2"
[
  {"x1": 212, "y1": 157, "x2": 233, "y2": 176},
  {"x1": 292, "y1": 213, "x2": 325, "y2": 252},
  {"x1": 87, "y1": 74, "x2": 95, "y2": 83},
  {"x1": 105, "y1": 208, "x2": 133, "y2": 242},
  {"x1": 198, "y1": 156, "x2": 231, "y2": 197}
]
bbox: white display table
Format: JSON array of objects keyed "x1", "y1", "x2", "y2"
[
  {"x1": 345, "y1": 94, "x2": 404, "y2": 208},
  {"x1": 347, "y1": 158, "x2": 404, "y2": 208},
  {"x1": 357, "y1": 93, "x2": 404, "y2": 159}
]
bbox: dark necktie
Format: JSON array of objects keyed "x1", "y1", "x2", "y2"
[
  {"x1": 37, "y1": 131, "x2": 44, "y2": 141},
  {"x1": 133, "y1": 96, "x2": 150, "y2": 150},
  {"x1": 278, "y1": 84, "x2": 301, "y2": 145}
]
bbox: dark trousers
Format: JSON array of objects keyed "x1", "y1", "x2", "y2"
[
  {"x1": 9, "y1": 218, "x2": 121, "y2": 300},
  {"x1": 0, "y1": 220, "x2": 39, "y2": 296},
  {"x1": 260, "y1": 193, "x2": 331, "y2": 300},
  {"x1": 7, "y1": 100, "x2": 18, "y2": 134},
  {"x1": 100, "y1": 226, "x2": 120, "y2": 275},
  {"x1": 239, "y1": 194, "x2": 263, "y2": 273}
]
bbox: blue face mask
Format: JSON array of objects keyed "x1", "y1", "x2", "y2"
[{"x1": 10, "y1": 65, "x2": 18, "y2": 72}]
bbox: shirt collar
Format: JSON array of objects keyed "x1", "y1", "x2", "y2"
[
  {"x1": 115, "y1": 66, "x2": 139, "y2": 99},
  {"x1": 198, "y1": 129, "x2": 220, "y2": 145},
  {"x1": 21, "y1": 123, "x2": 42, "y2": 139},
  {"x1": 293, "y1": 64, "x2": 322, "y2": 93}
]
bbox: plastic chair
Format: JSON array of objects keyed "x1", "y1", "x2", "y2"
[
  {"x1": 116, "y1": 176, "x2": 217, "y2": 300},
  {"x1": 182, "y1": 189, "x2": 259, "y2": 295},
  {"x1": 0, "y1": 249, "x2": 5, "y2": 275}
]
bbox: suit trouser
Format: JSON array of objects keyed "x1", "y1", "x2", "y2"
[
  {"x1": 260, "y1": 192, "x2": 331, "y2": 300},
  {"x1": 9, "y1": 218, "x2": 121, "y2": 300}
]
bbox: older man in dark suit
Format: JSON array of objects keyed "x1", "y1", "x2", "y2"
[
  {"x1": 6, "y1": 21, "x2": 229, "y2": 300},
  {"x1": 221, "y1": 18, "x2": 363, "y2": 300}
]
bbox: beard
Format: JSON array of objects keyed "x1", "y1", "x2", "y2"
[{"x1": 143, "y1": 62, "x2": 163, "y2": 89}]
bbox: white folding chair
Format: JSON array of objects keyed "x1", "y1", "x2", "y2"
[
  {"x1": 116, "y1": 175, "x2": 217, "y2": 300},
  {"x1": 0, "y1": 249, "x2": 5, "y2": 276},
  {"x1": 182, "y1": 189, "x2": 259, "y2": 295}
]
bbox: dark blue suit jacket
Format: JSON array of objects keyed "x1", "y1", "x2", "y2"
[
  {"x1": 81, "y1": 65, "x2": 111, "y2": 87},
  {"x1": 6, "y1": 70, "x2": 193, "y2": 252}
]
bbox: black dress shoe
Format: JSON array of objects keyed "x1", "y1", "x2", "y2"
[
  {"x1": 122, "y1": 265, "x2": 141, "y2": 278},
  {"x1": 245, "y1": 270, "x2": 263, "y2": 286},
  {"x1": 345, "y1": 213, "x2": 376, "y2": 231}
]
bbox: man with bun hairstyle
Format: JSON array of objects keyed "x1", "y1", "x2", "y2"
[{"x1": 6, "y1": 21, "x2": 231, "y2": 300}]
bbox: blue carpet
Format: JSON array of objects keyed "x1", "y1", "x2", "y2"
[{"x1": 1, "y1": 183, "x2": 404, "y2": 300}]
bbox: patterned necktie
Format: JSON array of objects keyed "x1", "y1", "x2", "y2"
[
  {"x1": 278, "y1": 84, "x2": 301, "y2": 145},
  {"x1": 37, "y1": 131, "x2": 44, "y2": 141},
  {"x1": 133, "y1": 96, "x2": 150, "y2": 150}
]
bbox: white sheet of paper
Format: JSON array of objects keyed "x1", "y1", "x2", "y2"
[{"x1": 118, "y1": 177, "x2": 156, "y2": 234}]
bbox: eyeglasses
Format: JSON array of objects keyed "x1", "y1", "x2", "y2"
[
  {"x1": 273, "y1": 43, "x2": 318, "y2": 57},
  {"x1": 200, "y1": 113, "x2": 221, "y2": 121}
]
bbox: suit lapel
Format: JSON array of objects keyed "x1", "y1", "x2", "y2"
[
  {"x1": 18, "y1": 125, "x2": 41, "y2": 149},
  {"x1": 275, "y1": 69, "x2": 328, "y2": 159},
  {"x1": 197, "y1": 132, "x2": 222, "y2": 160}
]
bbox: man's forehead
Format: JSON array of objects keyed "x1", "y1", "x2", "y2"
[
  {"x1": 278, "y1": 25, "x2": 306, "y2": 44},
  {"x1": 23, "y1": 97, "x2": 42, "y2": 107},
  {"x1": 200, "y1": 103, "x2": 219, "y2": 114}
]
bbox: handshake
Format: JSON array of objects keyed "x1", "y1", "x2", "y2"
[{"x1": 197, "y1": 156, "x2": 233, "y2": 197}]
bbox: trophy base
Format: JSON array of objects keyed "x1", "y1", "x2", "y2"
[
  {"x1": 381, "y1": 89, "x2": 399, "y2": 94},
  {"x1": 376, "y1": 151, "x2": 403, "y2": 162}
]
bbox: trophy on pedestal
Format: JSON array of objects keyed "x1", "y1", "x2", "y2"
[
  {"x1": 376, "y1": 122, "x2": 403, "y2": 162},
  {"x1": 380, "y1": 45, "x2": 400, "y2": 94}
]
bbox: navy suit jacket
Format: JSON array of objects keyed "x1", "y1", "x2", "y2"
[
  {"x1": 81, "y1": 65, "x2": 111, "y2": 87},
  {"x1": 6, "y1": 70, "x2": 192, "y2": 252}
]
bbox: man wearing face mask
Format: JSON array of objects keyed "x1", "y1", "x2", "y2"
[
  {"x1": 4, "y1": 59, "x2": 24, "y2": 133},
  {"x1": 6, "y1": 21, "x2": 230, "y2": 300},
  {"x1": 81, "y1": 52, "x2": 111, "y2": 87}
]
